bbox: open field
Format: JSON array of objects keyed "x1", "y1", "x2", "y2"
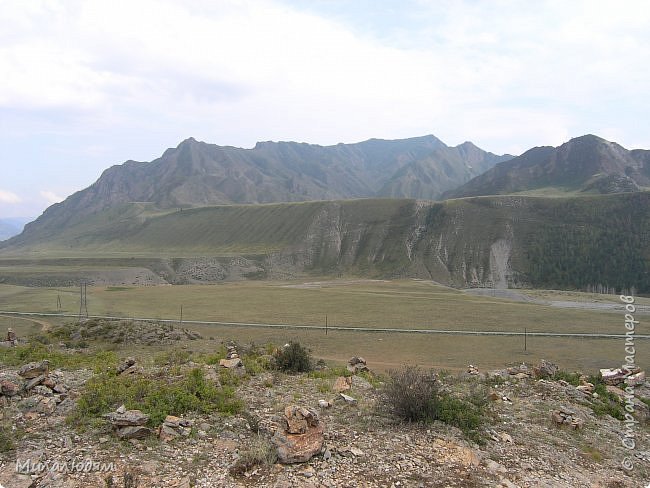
[{"x1": 0, "y1": 279, "x2": 647, "y2": 372}]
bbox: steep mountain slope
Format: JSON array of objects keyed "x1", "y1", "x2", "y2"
[
  {"x1": 14, "y1": 136, "x2": 510, "y2": 240},
  {"x1": 446, "y1": 135, "x2": 650, "y2": 198},
  {"x1": 3, "y1": 194, "x2": 648, "y2": 292}
]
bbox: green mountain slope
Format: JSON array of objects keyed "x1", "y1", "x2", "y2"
[{"x1": 3, "y1": 194, "x2": 648, "y2": 292}]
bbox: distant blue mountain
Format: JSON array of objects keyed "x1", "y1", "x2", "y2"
[{"x1": 0, "y1": 218, "x2": 31, "y2": 241}]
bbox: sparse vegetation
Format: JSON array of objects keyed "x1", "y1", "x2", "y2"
[
  {"x1": 588, "y1": 375, "x2": 626, "y2": 420},
  {"x1": 228, "y1": 435, "x2": 277, "y2": 477},
  {"x1": 0, "y1": 343, "x2": 118, "y2": 372},
  {"x1": 0, "y1": 424, "x2": 16, "y2": 453}
]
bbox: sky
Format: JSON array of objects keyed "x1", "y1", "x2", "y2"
[{"x1": 1, "y1": 0, "x2": 649, "y2": 219}]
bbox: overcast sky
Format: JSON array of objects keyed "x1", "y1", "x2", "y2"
[{"x1": 1, "y1": 0, "x2": 649, "y2": 218}]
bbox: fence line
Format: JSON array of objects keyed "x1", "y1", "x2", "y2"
[{"x1": 1, "y1": 310, "x2": 648, "y2": 339}]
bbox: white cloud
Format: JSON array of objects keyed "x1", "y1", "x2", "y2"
[
  {"x1": 40, "y1": 191, "x2": 64, "y2": 205},
  {"x1": 1, "y1": 0, "x2": 649, "y2": 153},
  {"x1": 0, "y1": 190, "x2": 21, "y2": 204},
  {"x1": 0, "y1": 0, "x2": 649, "y2": 218}
]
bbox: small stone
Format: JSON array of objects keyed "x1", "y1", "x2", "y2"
[
  {"x1": 24, "y1": 375, "x2": 47, "y2": 391},
  {"x1": 339, "y1": 393, "x2": 357, "y2": 404}
]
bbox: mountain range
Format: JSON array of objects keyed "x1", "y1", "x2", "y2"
[
  {"x1": 446, "y1": 135, "x2": 650, "y2": 198},
  {"x1": 18, "y1": 135, "x2": 509, "y2": 240},
  {"x1": 1, "y1": 133, "x2": 648, "y2": 292}
]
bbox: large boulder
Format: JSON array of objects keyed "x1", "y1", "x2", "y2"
[
  {"x1": 272, "y1": 405, "x2": 324, "y2": 464},
  {"x1": 18, "y1": 361, "x2": 49, "y2": 379},
  {"x1": 104, "y1": 407, "x2": 149, "y2": 427}
]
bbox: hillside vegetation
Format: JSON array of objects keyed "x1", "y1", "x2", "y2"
[{"x1": 2, "y1": 193, "x2": 648, "y2": 292}]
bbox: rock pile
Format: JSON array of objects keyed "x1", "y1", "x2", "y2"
[
  {"x1": 551, "y1": 406, "x2": 584, "y2": 430},
  {"x1": 0, "y1": 327, "x2": 17, "y2": 347},
  {"x1": 0, "y1": 361, "x2": 70, "y2": 415},
  {"x1": 272, "y1": 406, "x2": 324, "y2": 464},
  {"x1": 600, "y1": 367, "x2": 645, "y2": 387},
  {"x1": 117, "y1": 357, "x2": 139, "y2": 375},
  {"x1": 219, "y1": 345, "x2": 245, "y2": 374},
  {"x1": 159, "y1": 415, "x2": 193, "y2": 442},
  {"x1": 532, "y1": 359, "x2": 558, "y2": 379},
  {"x1": 506, "y1": 363, "x2": 531, "y2": 379},
  {"x1": 467, "y1": 364, "x2": 480, "y2": 375},
  {"x1": 104, "y1": 405, "x2": 152, "y2": 440},
  {"x1": 347, "y1": 357, "x2": 368, "y2": 374}
]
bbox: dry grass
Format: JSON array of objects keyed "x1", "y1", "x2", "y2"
[{"x1": 0, "y1": 280, "x2": 647, "y2": 373}]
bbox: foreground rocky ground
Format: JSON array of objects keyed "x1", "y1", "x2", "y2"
[{"x1": 1, "y1": 323, "x2": 649, "y2": 487}]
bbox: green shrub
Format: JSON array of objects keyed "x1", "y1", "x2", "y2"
[
  {"x1": 69, "y1": 368, "x2": 243, "y2": 428},
  {"x1": 551, "y1": 370, "x2": 582, "y2": 386},
  {"x1": 0, "y1": 344, "x2": 117, "y2": 372},
  {"x1": 274, "y1": 342, "x2": 312, "y2": 373},
  {"x1": 193, "y1": 345, "x2": 227, "y2": 365},
  {"x1": 0, "y1": 425, "x2": 16, "y2": 453},
  {"x1": 587, "y1": 374, "x2": 625, "y2": 420},
  {"x1": 437, "y1": 395, "x2": 483, "y2": 441}
]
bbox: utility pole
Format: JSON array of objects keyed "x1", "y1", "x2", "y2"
[
  {"x1": 180, "y1": 305, "x2": 183, "y2": 327},
  {"x1": 325, "y1": 314, "x2": 328, "y2": 336},
  {"x1": 524, "y1": 328, "x2": 527, "y2": 352},
  {"x1": 78, "y1": 282, "x2": 88, "y2": 323}
]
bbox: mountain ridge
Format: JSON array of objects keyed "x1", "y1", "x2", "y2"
[
  {"x1": 11, "y1": 135, "x2": 511, "y2": 243},
  {"x1": 445, "y1": 135, "x2": 650, "y2": 198}
]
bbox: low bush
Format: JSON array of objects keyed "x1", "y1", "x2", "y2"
[
  {"x1": 588, "y1": 375, "x2": 625, "y2": 420},
  {"x1": 382, "y1": 366, "x2": 486, "y2": 441},
  {"x1": 0, "y1": 425, "x2": 16, "y2": 453},
  {"x1": 229, "y1": 435, "x2": 277, "y2": 476},
  {"x1": 69, "y1": 368, "x2": 243, "y2": 428},
  {"x1": 274, "y1": 342, "x2": 312, "y2": 373},
  {"x1": 383, "y1": 366, "x2": 439, "y2": 422},
  {"x1": 0, "y1": 344, "x2": 117, "y2": 372},
  {"x1": 551, "y1": 370, "x2": 581, "y2": 386}
]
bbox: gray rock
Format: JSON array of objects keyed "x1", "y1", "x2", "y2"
[
  {"x1": 24, "y1": 374, "x2": 47, "y2": 391},
  {"x1": 104, "y1": 409, "x2": 149, "y2": 426},
  {"x1": 18, "y1": 361, "x2": 49, "y2": 379},
  {"x1": 116, "y1": 425, "x2": 152, "y2": 439}
]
